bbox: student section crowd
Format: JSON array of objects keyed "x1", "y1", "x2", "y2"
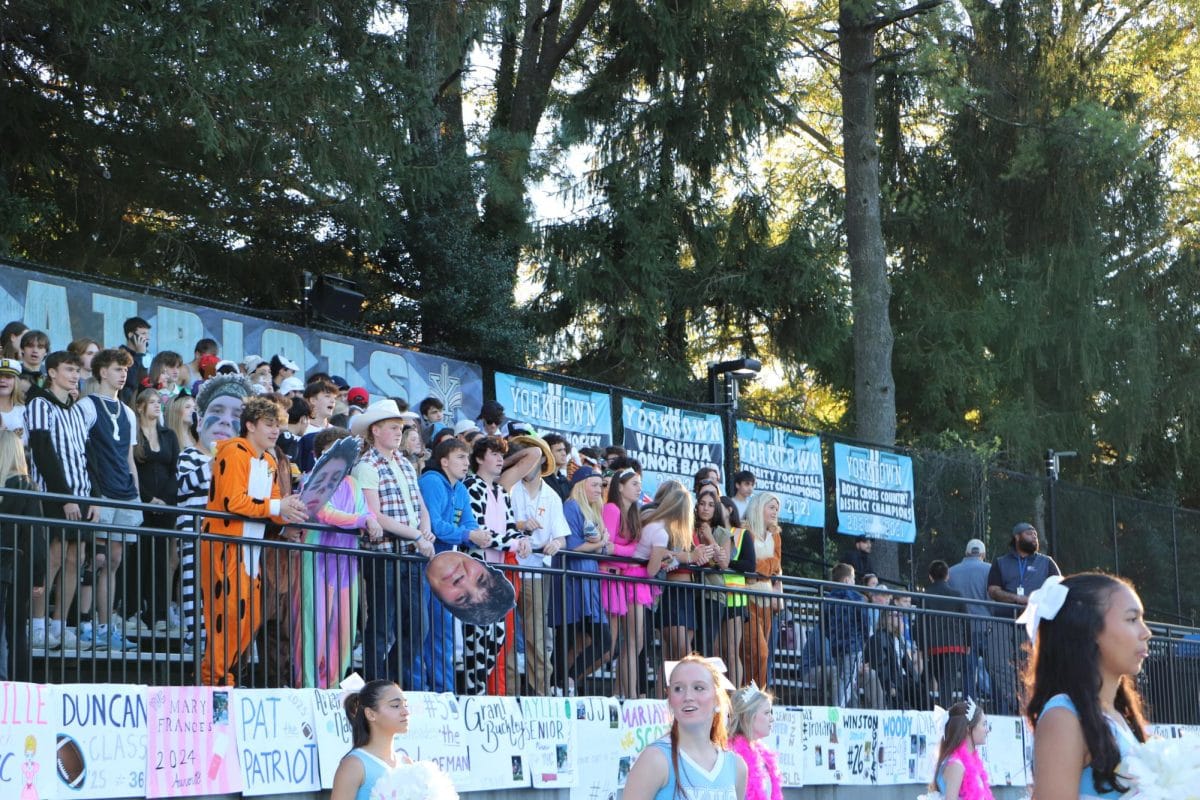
[{"x1": 0, "y1": 319, "x2": 1057, "y2": 713}]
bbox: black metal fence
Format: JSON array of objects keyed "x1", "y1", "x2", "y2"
[{"x1": 2, "y1": 487, "x2": 1197, "y2": 724}]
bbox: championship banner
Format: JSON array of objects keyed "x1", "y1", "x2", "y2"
[
  {"x1": 567, "y1": 698, "x2": 623, "y2": 800},
  {"x1": 54, "y1": 684, "x2": 148, "y2": 799},
  {"x1": 735, "y1": 420, "x2": 825, "y2": 527},
  {"x1": 494, "y1": 372, "x2": 613, "y2": 449},
  {"x1": 310, "y1": 690, "x2": 352, "y2": 790},
  {"x1": 797, "y1": 706, "x2": 842, "y2": 785},
  {"x1": 0, "y1": 682, "x2": 56, "y2": 800},
  {"x1": 144, "y1": 686, "x2": 242, "y2": 798},
  {"x1": 0, "y1": 262, "x2": 484, "y2": 422},
  {"x1": 230, "y1": 689, "x2": 320, "y2": 796},
  {"x1": 621, "y1": 398, "x2": 724, "y2": 497},
  {"x1": 833, "y1": 442, "x2": 917, "y2": 543},
  {"x1": 518, "y1": 696, "x2": 578, "y2": 788}
]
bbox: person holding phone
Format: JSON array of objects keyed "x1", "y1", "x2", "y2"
[{"x1": 119, "y1": 316, "x2": 151, "y2": 405}]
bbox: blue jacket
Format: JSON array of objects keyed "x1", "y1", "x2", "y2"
[
  {"x1": 418, "y1": 469, "x2": 475, "y2": 551},
  {"x1": 824, "y1": 586, "x2": 871, "y2": 658}
]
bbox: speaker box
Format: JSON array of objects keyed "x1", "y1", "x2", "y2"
[{"x1": 309, "y1": 274, "x2": 364, "y2": 323}]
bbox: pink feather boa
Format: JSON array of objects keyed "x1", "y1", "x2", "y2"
[
  {"x1": 729, "y1": 735, "x2": 782, "y2": 800},
  {"x1": 943, "y1": 741, "x2": 993, "y2": 800}
]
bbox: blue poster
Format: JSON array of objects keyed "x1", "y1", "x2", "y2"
[
  {"x1": 494, "y1": 372, "x2": 612, "y2": 448},
  {"x1": 735, "y1": 420, "x2": 825, "y2": 528},
  {"x1": 620, "y1": 397, "x2": 724, "y2": 498},
  {"x1": 0, "y1": 263, "x2": 484, "y2": 422},
  {"x1": 833, "y1": 442, "x2": 916, "y2": 542}
]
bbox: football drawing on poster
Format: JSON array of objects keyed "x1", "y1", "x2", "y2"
[
  {"x1": 230, "y1": 689, "x2": 320, "y2": 796},
  {"x1": 567, "y1": 697, "x2": 623, "y2": 800},
  {"x1": 833, "y1": 442, "x2": 917, "y2": 543},
  {"x1": 494, "y1": 372, "x2": 613, "y2": 449},
  {"x1": 0, "y1": 682, "x2": 56, "y2": 800},
  {"x1": 55, "y1": 683, "x2": 148, "y2": 799},
  {"x1": 734, "y1": 420, "x2": 825, "y2": 528},
  {"x1": 144, "y1": 686, "x2": 242, "y2": 798},
  {"x1": 621, "y1": 398, "x2": 724, "y2": 497},
  {"x1": 518, "y1": 696, "x2": 577, "y2": 788}
]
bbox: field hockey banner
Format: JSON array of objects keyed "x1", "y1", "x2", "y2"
[
  {"x1": 833, "y1": 442, "x2": 917, "y2": 543},
  {"x1": 735, "y1": 421, "x2": 825, "y2": 527},
  {"x1": 54, "y1": 683, "x2": 148, "y2": 799},
  {"x1": 494, "y1": 372, "x2": 613, "y2": 449},
  {"x1": 620, "y1": 398, "x2": 724, "y2": 497},
  {"x1": 0, "y1": 262, "x2": 484, "y2": 423}
]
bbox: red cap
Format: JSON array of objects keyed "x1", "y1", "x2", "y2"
[{"x1": 347, "y1": 387, "x2": 369, "y2": 407}]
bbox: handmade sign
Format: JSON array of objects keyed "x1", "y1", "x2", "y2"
[
  {"x1": 54, "y1": 683, "x2": 148, "y2": 798},
  {"x1": 144, "y1": 686, "x2": 241, "y2": 798},
  {"x1": 0, "y1": 681, "x2": 56, "y2": 800},
  {"x1": 231, "y1": 689, "x2": 320, "y2": 795}
]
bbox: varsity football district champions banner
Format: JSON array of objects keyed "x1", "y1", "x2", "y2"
[
  {"x1": 620, "y1": 398, "x2": 724, "y2": 498},
  {"x1": 735, "y1": 420, "x2": 825, "y2": 528},
  {"x1": 494, "y1": 372, "x2": 613, "y2": 449},
  {"x1": 833, "y1": 442, "x2": 917, "y2": 543}
]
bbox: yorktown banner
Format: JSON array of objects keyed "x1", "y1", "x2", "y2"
[
  {"x1": 620, "y1": 397, "x2": 724, "y2": 497},
  {"x1": 833, "y1": 442, "x2": 917, "y2": 543},
  {"x1": 494, "y1": 371, "x2": 613, "y2": 449},
  {"x1": 735, "y1": 420, "x2": 825, "y2": 528}
]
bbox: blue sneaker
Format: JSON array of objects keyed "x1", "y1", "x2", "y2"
[
  {"x1": 106, "y1": 626, "x2": 137, "y2": 651},
  {"x1": 77, "y1": 623, "x2": 94, "y2": 651}
]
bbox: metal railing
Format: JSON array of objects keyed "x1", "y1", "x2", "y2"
[{"x1": 1, "y1": 487, "x2": 1197, "y2": 723}]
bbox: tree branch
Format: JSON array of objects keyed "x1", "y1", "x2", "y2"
[{"x1": 869, "y1": 0, "x2": 947, "y2": 33}]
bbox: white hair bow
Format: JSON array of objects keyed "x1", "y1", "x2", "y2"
[
  {"x1": 664, "y1": 657, "x2": 736, "y2": 690},
  {"x1": 337, "y1": 671, "x2": 366, "y2": 704},
  {"x1": 1015, "y1": 575, "x2": 1069, "y2": 643}
]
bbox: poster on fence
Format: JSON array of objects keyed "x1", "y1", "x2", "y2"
[
  {"x1": 0, "y1": 682, "x2": 56, "y2": 800},
  {"x1": 617, "y1": 699, "x2": 671, "y2": 787},
  {"x1": 519, "y1": 696, "x2": 578, "y2": 788},
  {"x1": 404, "y1": 693, "x2": 472, "y2": 787},
  {"x1": 311, "y1": 689, "x2": 352, "y2": 790},
  {"x1": 771, "y1": 706, "x2": 807, "y2": 786},
  {"x1": 144, "y1": 686, "x2": 241, "y2": 798},
  {"x1": 568, "y1": 697, "x2": 623, "y2": 800},
  {"x1": 735, "y1": 420, "x2": 825, "y2": 527},
  {"x1": 231, "y1": 689, "x2": 320, "y2": 796},
  {"x1": 798, "y1": 706, "x2": 843, "y2": 785},
  {"x1": 0, "y1": 262, "x2": 485, "y2": 423},
  {"x1": 495, "y1": 372, "x2": 613, "y2": 449},
  {"x1": 904, "y1": 707, "x2": 943, "y2": 785},
  {"x1": 460, "y1": 695, "x2": 531, "y2": 791},
  {"x1": 621, "y1": 398, "x2": 724, "y2": 497},
  {"x1": 54, "y1": 683, "x2": 148, "y2": 798},
  {"x1": 833, "y1": 442, "x2": 917, "y2": 543},
  {"x1": 1150, "y1": 723, "x2": 1200, "y2": 739},
  {"x1": 978, "y1": 716, "x2": 1030, "y2": 789}
]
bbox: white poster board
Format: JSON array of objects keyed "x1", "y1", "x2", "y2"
[
  {"x1": 54, "y1": 684, "x2": 148, "y2": 798},
  {"x1": 568, "y1": 697, "x2": 623, "y2": 800},
  {"x1": 230, "y1": 689, "x2": 320, "y2": 795},
  {"x1": 519, "y1": 696, "x2": 577, "y2": 788},
  {"x1": 0, "y1": 682, "x2": 56, "y2": 800}
]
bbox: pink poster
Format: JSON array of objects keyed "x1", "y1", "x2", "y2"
[
  {"x1": 144, "y1": 686, "x2": 242, "y2": 798},
  {"x1": 0, "y1": 681, "x2": 56, "y2": 800}
]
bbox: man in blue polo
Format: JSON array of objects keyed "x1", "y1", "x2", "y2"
[{"x1": 985, "y1": 522, "x2": 1061, "y2": 714}]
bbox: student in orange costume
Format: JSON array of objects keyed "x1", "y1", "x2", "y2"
[{"x1": 200, "y1": 395, "x2": 307, "y2": 686}]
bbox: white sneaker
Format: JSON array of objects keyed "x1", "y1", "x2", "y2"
[
  {"x1": 50, "y1": 620, "x2": 78, "y2": 650},
  {"x1": 29, "y1": 622, "x2": 58, "y2": 650}
]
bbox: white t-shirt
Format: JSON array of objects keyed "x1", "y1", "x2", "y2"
[
  {"x1": 0, "y1": 404, "x2": 27, "y2": 442},
  {"x1": 510, "y1": 478, "x2": 570, "y2": 569}
]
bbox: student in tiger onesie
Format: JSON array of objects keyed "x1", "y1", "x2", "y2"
[{"x1": 199, "y1": 395, "x2": 307, "y2": 686}]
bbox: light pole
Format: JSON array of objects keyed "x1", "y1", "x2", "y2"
[
  {"x1": 1044, "y1": 448, "x2": 1076, "y2": 556},
  {"x1": 707, "y1": 358, "x2": 762, "y2": 493}
]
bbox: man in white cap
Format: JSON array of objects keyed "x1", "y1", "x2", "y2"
[
  {"x1": 350, "y1": 399, "x2": 435, "y2": 683},
  {"x1": 948, "y1": 538, "x2": 992, "y2": 704}
]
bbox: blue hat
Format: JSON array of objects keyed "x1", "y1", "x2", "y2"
[
  {"x1": 570, "y1": 465, "x2": 601, "y2": 488},
  {"x1": 330, "y1": 375, "x2": 350, "y2": 390}
]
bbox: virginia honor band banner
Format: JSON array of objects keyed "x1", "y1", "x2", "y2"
[
  {"x1": 494, "y1": 372, "x2": 613, "y2": 449},
  {"x1": 734, "y1": 420, "x2": 825, "y2": 527},
  {"x1": 833, "y1": 442, "x2": 917, "y2": 543},
  {"x1": 620, "y1": 398, "x2": 724, "y2": 497},
  {"x1": 0, "y1": 263, "x2": 484, "y2": 423}
]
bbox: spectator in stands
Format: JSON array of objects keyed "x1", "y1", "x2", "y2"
[
  {"x1": 269, "y1": 354, "x2": 299, "y2": 391},
  {"x1": 296, "y1": 377, "x2": 339, "y2": 473},
  {"x1": 0, "y1": 429, "x2": 36, "y2": 679},
  {"x1": 862, "y1": 573, "x2": 890, "y2": 631},
  {"x1": 692, "y1": 465, "x2": 720, "y2": 498},
  {"x1": 543, "y1": 433, "x2": 572, "y2": 500},
  {"x1": 279, "y1": 397, "x2": 311, "y2": 464},
  {"x1": 18, "y1": 329, "x2": 49, "y2": 394},
  {"x1": 948, "y1": 538, "x2": 992, "y2": 701},
  {"x1": 864, "y1": 607, "x2": 929, "y2": 709},
  {"x1": 118, "y1": 316, "x2": 151, "y2": 405},
  {"x1": 401, "y1": 424, "x2": 426, "y2": 471},
  {"x1": 419, "y1": 437, "x2": 493, "y2": 691},
  {"x1": 66, "y1": 337, "x2": 100, "y2": 391},
  {"x1": 453, "y1": 418, "x2": 479, "y2": 441},
  {"x1": 164, "y1": 393, "x2": 197, "y2": 451},
  {"x1": 730, "y1": 470, "x2": 756, "y2": 519},
  {"x1": 697, "y1": 485, "x2": 753, "y2": 688},
  {"x1": 180, "y1": 338, "x2": 219, "y2": 389},
  {"x1": 351, "y1": 400, "x2": 434, "y2": 684},
  {"x1": 418, "y1": 396, "x2": 444, "y2": 445},
  {"x1": 75, "y1": 348, "x2": 143, "y2": 650},
  {"x1": 148, "y1": 351, "x2": 185, "y2": 404},
  {"x1": 504, "y1": 435, "x2": 568, "y2": 695},
  {"x1": 175, "y1": 374, "x2": 254, "y2": 654},
  {"x1": 0, "y1": 359, "x2": 26, "y2": 441},
  {"x1": 824, "y1": 563, "x2": 879, "y2": 707},
  {"x1": 601, "y1": 466, "x2": 644, "y2": 697},
  {"x1": 1, "y1": 321, "x2": 28, "y2": 358},
  {"x1": 279, "y1": 376, "x2": 305, "y2": 399},
  {"x1": 921, "y1": 559, "x2": 969, "y2": 706},
  {"x1": 477, "y1": 399, "x2": 505, "y2": 437},
  {"x1": 295, "y1": 426, "x2": 377, "y2": 688},
  {"x1": 199, "y1": 395, "x2": 307, "y2": 685},
  {"x1": 462, "y1": 436, "x2": 536, "y2": 694},
  {"x1": 242, "y1": 355, "x2": 272, "y2": 393},
  {"x1": 604, "y1": 445, "x2": 627, "y2": 467},
  {"x1": 986, "y1": 522, "x2": 1060, "y2": 714},
  {"x1": 549, "y1": 465, "x2": 610, "y2": 695},
  {"x1": 840, "y1": 534, "x2": 875, "y2": 580},
  {"x1": 743, "y1": 491, "x2": 784, "y2": 688},
  {"x1": 346, "y1": 387, "x2": 369, "y2": 419},
  {"x1": 133, "y1": 388, "x2": 181, "y2": 633},
  {"x1": 651, "y1": 482, "x2": 710, "y2": 690}
]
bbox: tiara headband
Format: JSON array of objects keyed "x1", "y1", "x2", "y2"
[
  {"x1": 664, "y1": 657, "x2": 736, "y2": 691},
  {"x1": 1015, "y1": 575, "x2": 1070, "y2": 643},
  {"x1": 963, "y1": 696, "x2": 978, "y2": 723},
  {"x1": 732, "y1": 681, "x2": 766, "y2": 708}
]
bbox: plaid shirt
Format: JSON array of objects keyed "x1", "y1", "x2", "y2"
[{"x1": 353, "y1": 447, "x2": 422, "y2": 552}]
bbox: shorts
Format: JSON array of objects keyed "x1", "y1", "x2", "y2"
[
  {"x1": 94, "y1": 500, "x2": 143, "y2": 543},
  {"x1": 657, "y1": 582, "x2": 698, "y2": 629}
]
